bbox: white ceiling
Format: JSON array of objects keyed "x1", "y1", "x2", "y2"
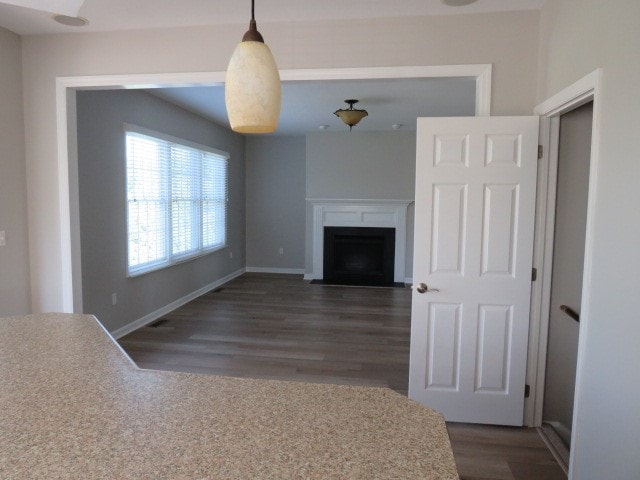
[
  {"x1": 0, "y1": 0, "x2": 544, "y2": 36},
  {"x1": 149, "y1": 77, "x2": 477, "y2": 136}
]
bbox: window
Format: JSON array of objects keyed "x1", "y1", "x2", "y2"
[{"x1": 125, "y1": 125, "x2": 228, "y2": 276}]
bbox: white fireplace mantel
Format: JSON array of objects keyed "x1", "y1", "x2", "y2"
[{"x1": 307, "y1": 199, "x2": 414, "y2": 283}]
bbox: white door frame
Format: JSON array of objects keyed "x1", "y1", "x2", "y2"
[
  {"x1": 55, "y1": 64, "x2": 492, "y2": 312},
  {"x1": 524, "y1": 68, "x2": 602, "y2": 477}
]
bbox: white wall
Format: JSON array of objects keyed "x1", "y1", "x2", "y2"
[
  {"x1": 0, "y1": 27, "x2": 30, "y2": 316},
  {"x1": 20, "y1": 10, "x2": 539, "y2": 311},
  {"x1": 537, "y1": 1, "x2": 640, "y2": 478},
  {"x1": 76, "y1": 90, "x2": 245, "y2": 332},
  {"x1": 245, "y1": 135, "x2": 306, "y2": 271}
]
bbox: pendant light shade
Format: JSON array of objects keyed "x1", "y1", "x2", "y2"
[
  {"x1": 225, "y1": 0, "x2": 281, "y2": 134},
  {"x1": 334, "y1": 99, "x2": 368, "y2": 131}
]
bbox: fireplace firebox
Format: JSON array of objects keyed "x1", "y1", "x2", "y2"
[{"x1": 323, "y1": 227, "x2": 395, "y2": 286}]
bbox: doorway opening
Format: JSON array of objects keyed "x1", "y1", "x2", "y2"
[
  {"x1": 540, "y1": 101, "x2": 593, "y2": 471},
  {"x1": 56, "y1": 64, "x2": 491, "y2": 315},
  {"x1": 528, "y1": 69, "x2": 602, "y2": 478}
]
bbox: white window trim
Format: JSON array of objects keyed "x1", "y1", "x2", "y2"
[{"x1": 124, "y1": 123, "x2": 229, "y2": 277}]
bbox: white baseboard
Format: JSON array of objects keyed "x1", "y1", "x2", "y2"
[
  {"x1": 404, "y1": 277, "x2": 413, "y2": 285},
  {"x1": 303, "y1": 273, "x2": 315, "y2": 281},
  {"x1": 538, "y1": 424, "x2": 570, "y2": 475},
  {"x1": 245, "y1": 267, "x2": 305, "y2": 275},
  {"x1": 544, "y1": 420, "x2": 572, "y2": 446},
  {"x1": 110, "y1": 268, "x2": 245, "y2": 339}
]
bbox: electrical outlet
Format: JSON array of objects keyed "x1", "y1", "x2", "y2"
[
  {"x1": 111, "y1": 293, "x2": 117, "y2": 305},
  {"x1": 229, "y1": 251, "x2": 233, "y2": 259},
  {"x1": 279, "y1": 247, "x2": 284, "y2": 255},
  {"x1": 0, "y1": 230, "x2": 5, "y2": 246}
]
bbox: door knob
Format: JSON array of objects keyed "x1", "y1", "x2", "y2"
[{"x1": 416, "y1": 283, "x2": 439, "y2": 294}]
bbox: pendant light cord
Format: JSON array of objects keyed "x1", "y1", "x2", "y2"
[{"x1": 242, "y1": 0, "x2": 264, "y2": 42}]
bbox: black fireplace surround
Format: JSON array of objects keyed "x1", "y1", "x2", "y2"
[{"x1": 323, "y1": 226, "x2": 395, "y2": 286}]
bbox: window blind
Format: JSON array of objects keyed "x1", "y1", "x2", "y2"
[{"x1": 125, "y1": 125, "x2": 228, "y2": 276}]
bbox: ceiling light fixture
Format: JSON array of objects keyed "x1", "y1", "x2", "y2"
[
  {"x1": 334, "y1": 99, "x2": 368, "y2": 131},
  {"x1": 442, "y1": 0, "x2": 479, "y2": 6},
  {"x1": 225, "y1": 0, "x2": 281, "y2": 134},
  {"x1": 52, "y1": 14, "x2": 88, "y2": 27}
]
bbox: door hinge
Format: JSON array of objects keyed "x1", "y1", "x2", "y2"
[
  {"x1": 525, "y1": 384, "x2": 531, "y2": 398},
  {"x1": 538, "y1": 145, "x2": 543, "y2": 159},
  {"x1": 531, "y1": 267, "x2": 537, "y2": 282}
]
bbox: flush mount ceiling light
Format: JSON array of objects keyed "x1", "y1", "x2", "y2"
[
  {"x1": 334, "y1": 99, "x2": 368, "y2": 131},
  {"x1": 225, "y1": 0, "x2": 281, "y2": 134},
  {"x1": 442, "y1": 0, "x2": 479, "y2": 6},
  {"x1": 52, "y1": 14, "x2": 88, "y2": 27}
]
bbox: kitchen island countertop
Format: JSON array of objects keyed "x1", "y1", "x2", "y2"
[{"x1": 0, "y1": 313, "x2": 458, "y2": 479}]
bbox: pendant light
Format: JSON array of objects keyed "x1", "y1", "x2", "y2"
[
  {"x1": 225, "y1": 0, "x2": 281, "y2": 134},
  {"x1": 334, "y1": 99, "x2": 368, "y2": 131}
]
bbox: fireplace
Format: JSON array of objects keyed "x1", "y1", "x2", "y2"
[
  {"x1": 308, "y1": 199, "x2": 413, "y2": 284},
  {"x1": 323, "y1": 227, "x2": 395, "y2": 286}
]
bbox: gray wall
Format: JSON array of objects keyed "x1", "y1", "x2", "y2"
[
  {"x1": 304, "y1": 131, "x2": 416, "y2": 278},
  {"x1": 543, "y1": 102, "x2": 592, "y2": 445},
  {"x1": 0, "y1": 27, "x2": 30, "y2": 316},
  {"x1": 245, "y1": 136, "x2": 306, "y2": 270},
  {"x1": 76, "y1": 90, "x2": 245, "y2": 332}
]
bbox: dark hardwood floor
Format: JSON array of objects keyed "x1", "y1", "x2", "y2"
[
  {"x1": 118, "y1": 273, "x2": 565, "y2": 480},
  {"x1": 120, "y1": 272, "x2": 412, "y2": 392},
  {"x1": 448, "y1": 423, "x2": 566, "y2": 480}
]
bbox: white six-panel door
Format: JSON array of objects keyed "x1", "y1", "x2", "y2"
[{"x1": 409, "y1": 117, "x2": 538, "y2": 426}]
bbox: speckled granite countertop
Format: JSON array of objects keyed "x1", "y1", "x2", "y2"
[{"x1": 0, "y1": 313, "x2": 458, "y2": 479}]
